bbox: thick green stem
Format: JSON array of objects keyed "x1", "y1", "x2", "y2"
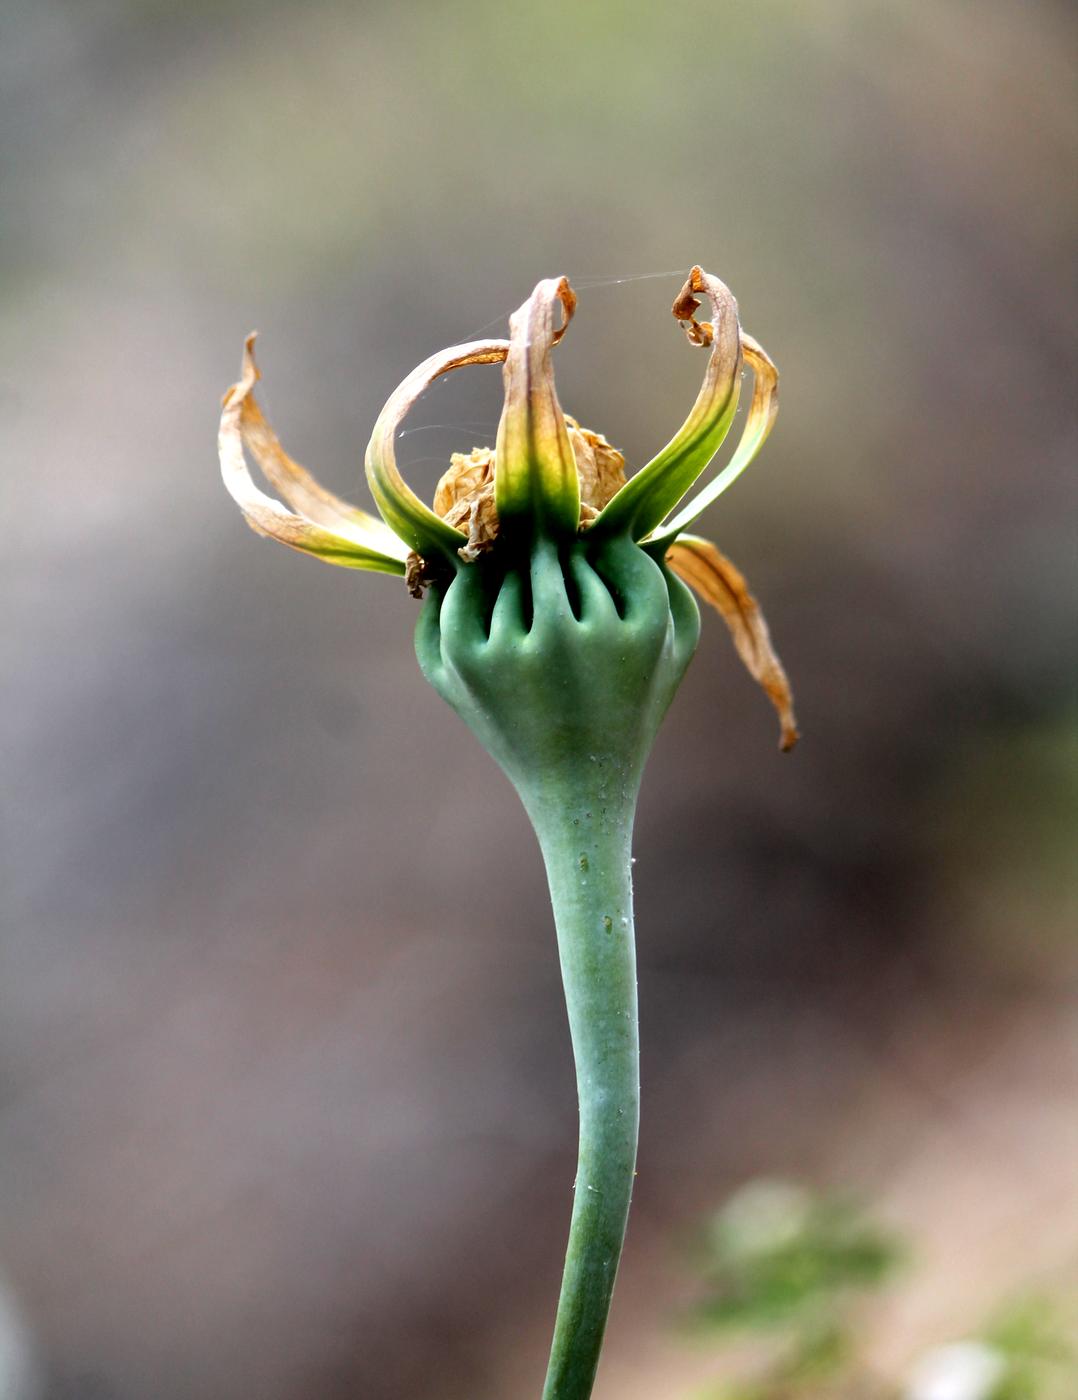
[
  {"x1": 414, "y1": 538, "x2": 701, "y2": 1398},
  {"x1": 529, "y1": 784, "x2": 640, "y2": 1400}
]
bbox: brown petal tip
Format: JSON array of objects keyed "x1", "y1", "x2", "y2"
[
  {"x1": 672, "y1": 267, "x2": 715, "y2": 347},
  {"x1": 666, "y1": 535, "x2": 800, "y2": 752}
]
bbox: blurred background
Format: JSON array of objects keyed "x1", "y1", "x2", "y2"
[{"x1": 2, "y1": 1, "x2": 1075, "y2": 1396}]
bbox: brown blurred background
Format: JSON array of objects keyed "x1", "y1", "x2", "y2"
[{"x1": 1, "y1": 2, "x2": 1075, "y2": 1397}]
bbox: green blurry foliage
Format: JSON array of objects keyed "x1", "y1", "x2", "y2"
[
  {"x1": 685, "y1": 1180, "x2": 900, "y2": 1399},
  {"x1": 683, "y1": 1184, "x2": 1077, "y2": 1400},
  {"x1": 689, "y1": 1180, "x2": 901, "y2": 1332},
  {"x1": 982, "y1": 1294, "x2": 1077, "y2": 1400}
]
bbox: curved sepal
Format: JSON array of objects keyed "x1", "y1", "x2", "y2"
[
  {"x1": 366, "y1": 339, "x2": 509, "y2": 563},
  {"x1": 650, "y1": 333, "x2": 779, "y2": 549},
  {"x1": 219, "y1": 339, "x2": 409, "y2": 576},
  {"x1": 666, "y1": 534, "x2": 799, "y2": 751},
  {"x1": 590, "y1": 267, "x2": 742, "y2": 542},
  {"x1": 494, "y1": 277, "x2": 581, "y2": 538}
]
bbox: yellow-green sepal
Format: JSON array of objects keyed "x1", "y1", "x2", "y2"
[
  {"x1": 493, "y1": 277, "x2": 581, "y2": 539},
  {"x1": 366, "y1": 339, "x2": 510, "y2": 564},
  {"x1": 589, "y1": 267, "x2": 742, "y2": 543},
  {"x1": 648, "y1": 333, "x2": 779, "y2": 552}
]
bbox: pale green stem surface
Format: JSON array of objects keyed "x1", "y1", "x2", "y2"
[{"x1": 528, "y1": 785, "x2": 640, "y2": 1400}]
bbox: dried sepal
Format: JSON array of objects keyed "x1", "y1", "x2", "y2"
[
  {"x1": 366, "y1": 339, "x2": 509, "y2": 562},
  {"x1": 591, "y1": 267, "x2": 742, "y2": 542},
  {"x1": 494, "y1": 277, "x2": 582, "y2": 537},
  {"x1": 404, "y1": 552, "x2": 430, "y2": 598},
  {"x1": 666, "y1": 534, "x2": 799, "y2": 751},
  {"x1": 651, "y1": 333, "x2": 779, "y2": 547},
  {"x1": 219, "y1": 339, "x2": 409, "y2": 576}
]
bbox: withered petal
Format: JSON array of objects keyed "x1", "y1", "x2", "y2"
[
  {"x1": 566, "y1": 416, "x2": 627, "y2": 513},
  {"x1": 231, "y1": 335, "x2": 410, "y2": 559},
  {"x1": 433, "y1": 448, "x2": 500, "y2": 561},
  {"x1": 667, "y1": 534, "x2": 799, "y2": 751},
  {"x1": 219, "y1": 341, "x2": 408, "y2": 576}
]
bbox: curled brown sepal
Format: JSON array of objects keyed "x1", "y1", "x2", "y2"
[
  {"x1": 672, "y1": 275, "x2": 717, "y2": 345},
  {"x1": 219, "y1": 336, "x2": 411, "y2": 576},
  {"x1": 666, "y1": 533, "x2": 800, "y2": 751},
  {"x1": 365, "y1": 338, "x2": 509, "y2": 562},
  {"x1": 493, "y1": 277, "x2": 582, "y2": 538},
  {"x1": 590, "y1": 266, "x2": 742, "y2": 542}
]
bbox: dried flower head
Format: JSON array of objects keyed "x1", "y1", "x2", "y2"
[{"x1": 219, "y1": 267, "x2": 798, "y2": 748}]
